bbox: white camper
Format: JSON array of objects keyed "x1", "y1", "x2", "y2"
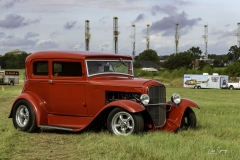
[
  {"x1": 0, "y1": 70, "x2": 19, "y2": 85},
  {"x1": 184, "y1": 73, "x2": 228, "y2": 89}
]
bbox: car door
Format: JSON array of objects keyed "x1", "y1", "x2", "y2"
[{"x1": 47, "y1": 59, "x2": 88, "y2": 116}]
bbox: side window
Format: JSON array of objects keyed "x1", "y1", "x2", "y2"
[
  {"x1": 53, "y1": 62, "x2": 82, "y2": 77},
  {"x1": 33, "y1": 61, "x2": 48, "y2": 75}
]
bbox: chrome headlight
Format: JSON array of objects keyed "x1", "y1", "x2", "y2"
[
  {"x1": 140, "y1": 94, "x2": 150, "y2": 105},
  {"x1": 171, "y1": 93, "x2": 181, "y2": 105}
]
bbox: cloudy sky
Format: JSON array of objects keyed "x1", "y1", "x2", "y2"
[{"x1": 0, "y1": 0, "x2": 239, "y2": 56}]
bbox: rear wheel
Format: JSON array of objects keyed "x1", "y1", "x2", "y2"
[
  {"x1": 180, "y1": 108, "x2": 196, "y2": 130},
  {"x1": 107, "y1": 108, "x2": 144, "y2": 136},
  {"x1": 12, "y1": 100, "x2": 39, "y2": 132},
  {"x1": 229, "y1": 86, "x2": 234, "y2": 90}
]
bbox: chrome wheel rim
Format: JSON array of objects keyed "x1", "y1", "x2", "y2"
[
  {"x1": 16, "y1": 105, "x2": 29, "y2": 127},
  {"x1": 111, "y1": 111, "x2": 134, "y2": 136}
]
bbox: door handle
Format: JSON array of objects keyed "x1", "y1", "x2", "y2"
[{"x1": 49, "y1": 80, "x2": 53, "y2": 84}]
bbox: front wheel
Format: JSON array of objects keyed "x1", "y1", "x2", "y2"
[
  {"x1": 229, "y1": 86, "x2": 234, "y2": 90},
  {"x1": 107, "y1": 108, "x2": 144, "y2": 136},
  {"x1": 180, "y1": 108, "x2": 196, "y2": 130},
  {"x1": 12, "y1": 100, "x2": 39, "y2": 132}
]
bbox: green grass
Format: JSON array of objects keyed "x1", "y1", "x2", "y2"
[{"x1": 0, "y1": 81, "x2": 240, "y2": 159}]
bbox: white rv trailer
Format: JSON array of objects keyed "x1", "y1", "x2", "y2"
[{"x1": 184, "y1": 73, "x2": 228, "y2": 89}]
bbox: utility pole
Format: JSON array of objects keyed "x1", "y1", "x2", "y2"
[
  {"x1": 85, "y1": 20, "x2": 91, "y2": 51},
  {"x1": 202, "y1": 25, "x2": 208, "y2": 59},
  {"x1": 175, "y1": 23, "x2": 180, "y2": 55},
  {"x1": 130, "y1": 24, "x2": 136, "y2": 60},
  {"x1": 113, "y1": 17, "x2": 120, "y2": 54},
  {"x1": 236, "y1": 22, "x2": 240, "y2": 47},
  {"x1": 143, "y1": 24, "x2": 150, "y2": 50}
]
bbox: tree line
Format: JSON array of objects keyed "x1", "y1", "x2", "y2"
[
  {"x1": 0, "y1": 50, "x2": 30, "y2": 69},
  {"x1": 135, "y1": 45, "x2": 240, "y2": 69},
  {"x1": 1, "y1": 45, "x2": 240, "y2": 76},
  {"x1": 134, "y1": 45, "x2": 240, "y2": 76}
]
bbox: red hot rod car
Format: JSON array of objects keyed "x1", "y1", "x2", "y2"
[{"x1": 9, "y1": 50, "x2": 200, "y2": 136}]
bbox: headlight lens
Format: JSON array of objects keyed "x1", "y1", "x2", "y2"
[
  {"x1": 140, "y1": 94, "x2": 150, "y2": 105},
  {"x1": 171, "y1": 93, "x2": 181, "y2": 104}
]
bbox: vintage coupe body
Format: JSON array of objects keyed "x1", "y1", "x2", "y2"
[{"x1": 9, "y1": 51, "x2": 200, "y2": 136}]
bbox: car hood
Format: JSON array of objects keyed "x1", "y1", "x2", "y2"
[{"x1": 104, "y1": 77, "x2": 151, "y2": 87}]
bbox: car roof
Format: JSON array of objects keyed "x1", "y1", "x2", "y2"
[{"x1": 26, "y1": 50, "x2": 132, "y2": 60}]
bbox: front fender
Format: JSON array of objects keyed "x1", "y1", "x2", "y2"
[
  {"x1": 8, "y1": 92, "x2": 48, "y2": 126},
  {"x1": 162, "y1": 98, "x2": 200, "y2": 131},
  {"x1": 180, "y1": 98, "x2": 200, "y2": 109},
  {"x1": 105, "y1": 100, "x2": 145, "y2": 113}
]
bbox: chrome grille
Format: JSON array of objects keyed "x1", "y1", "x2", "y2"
[{"x1": 147, "y1": 86, "x2": 166, "y2": 127}]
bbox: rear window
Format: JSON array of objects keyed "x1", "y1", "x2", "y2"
[{"x1": 33, "y1": 61, "x2": 48, "y2": 75}]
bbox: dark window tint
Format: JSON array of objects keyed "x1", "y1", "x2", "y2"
[
  {"x1": 33, "y1": 61, "x2": 48, "y2": 75},
  {"x1": 53, "y1": 62, "x2": 82, "y2": 76}
]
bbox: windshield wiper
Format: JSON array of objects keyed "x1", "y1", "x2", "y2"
[{"x1": 119, "y1": 58, "x2": 127, "y2": 66}]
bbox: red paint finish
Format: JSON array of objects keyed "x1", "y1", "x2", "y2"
[
  {"x1": 105, "y1": 100, "x2": 145, "y2": 113},
  {"x1": 162, "y1": 98, "x2": 200, "y2": 131},
  {"x1": 9, "y1": 92, "x2": 48, "y2": 125},
  {"x1": 47, "y1": 114, "x2": 93, "y2": 129},
  {"x1": 9, "y1": 50, "x2": 200, "y2": 133}
]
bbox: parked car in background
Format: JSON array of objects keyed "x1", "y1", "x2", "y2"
[
  {"x1": 9, "y1": 50, "x2": 200, "y2": 136},
  {"x1": 141, "y1": 67, "x2": 158, "y2": 72},
  {"x1": 228, "y1": 81, "x2": 240, "y2": 90}
]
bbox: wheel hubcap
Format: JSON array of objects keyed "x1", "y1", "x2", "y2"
[
  {"x1": 16, "y1": 105, "x2": 29, "y2": 127},
  {"x1": 112, "y1": 112, "x2": 134, "y2": 136}
]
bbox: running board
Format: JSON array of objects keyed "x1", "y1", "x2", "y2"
[{"x1": 39, "y1": 125, "x2": 74, "y2": 131}]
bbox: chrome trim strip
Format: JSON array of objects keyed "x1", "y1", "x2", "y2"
[
  {"x1": 39, "y1": 125, "x2": 73, "y2": 131},
  {"x1": 88, "y1": 72, "x2": 134, "y2": 77},
  {"x1": 146, "y1": 103, "x2": 168, "y2": 106}
]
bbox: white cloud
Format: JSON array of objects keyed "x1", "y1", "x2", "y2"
[
  {"x1": 36, "y1": 39, "x2": 58, "y2": 48},
  {"x1": 0, "y1": 0, "x2": 239, "y2": 55}
]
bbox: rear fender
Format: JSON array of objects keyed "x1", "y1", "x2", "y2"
[
  {"x1": 104, "y1": 100, "x2": 145, "y2": 113},
  {"x1": 163, "y1": 98, "x2": 200, "y2": 131},
  {"x1": 9, "y1": 92, "x2": 48, "y2": 126}
]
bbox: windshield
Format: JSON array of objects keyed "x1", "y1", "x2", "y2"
[{"x1": 86, "y1": 60, "x2": 133, "y2": 76}]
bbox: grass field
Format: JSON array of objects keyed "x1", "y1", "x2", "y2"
[{"x1": 0, "y1": 76, "x2": 240, "y2": 159}]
